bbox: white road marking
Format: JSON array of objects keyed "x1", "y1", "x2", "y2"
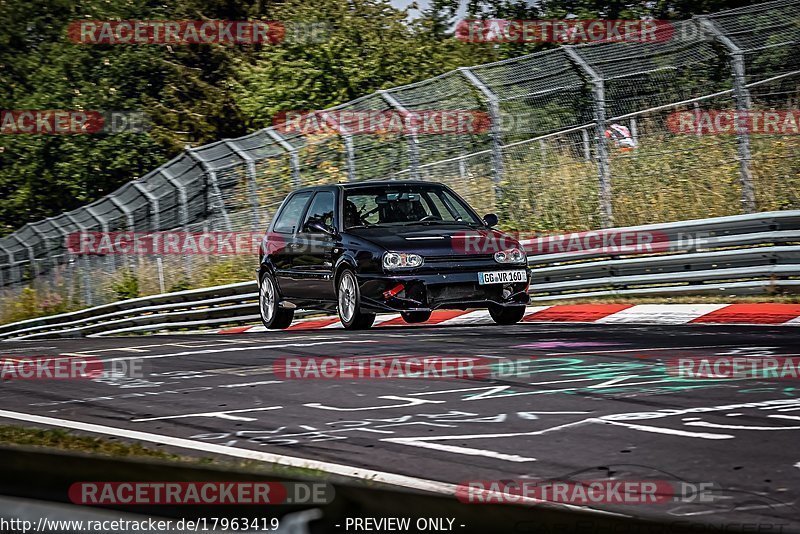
[
  {"x1": 0, "y1": 409, "x2": 452, "y2": 494},
  {"x1": 218, "y1": 380, "x2": 284, "y2": 388},
  {"x1": 101, "y1": 340, "x2": 377, "y2": 363},
  {"x1": 0, "y1": 409, "x2": 618, "y2": 516},
  {"x1": 599, "y1": 420, "x2": 733, "y2": 439},
  {"x1": 132, "y1": 406, "x2": 283, "y2": 422},
  {"x1": 304, "y1": 396, "x2": 446, "y2": 411},
  {"x1": 382, "y1": 439, "x2": 538, "y2": 462}
]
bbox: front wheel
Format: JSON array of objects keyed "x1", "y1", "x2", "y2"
[
  {"x1": 488, "y1": 304, "x2": 526, "y2": 325},
  {"x1": 401, "y1": 311, "x2": 432, "y2": 324},
  {"x1": 337, "y1": 269, "x2": 375, "y2": 329},
  {"x1": 259, "y1": 272, "x2": 294, "y2": 329}
]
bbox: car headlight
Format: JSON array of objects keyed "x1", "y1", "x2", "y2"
[
  {"x1": 383, "y1": 252, "x2": 424, "y2": 270},
  {"x1": 494, "y1": 248, "x2": 526, "y2": 264}
]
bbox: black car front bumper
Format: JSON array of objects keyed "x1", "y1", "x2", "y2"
[{"x1": 357, "y1": 269, "x2": 530, "y2": 313}]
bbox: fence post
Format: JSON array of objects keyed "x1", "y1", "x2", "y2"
[
  {"x1": 697, "y1": 16, "x2": 755, "y2": 213},
  {"x1": 64, "y1": 213, "x2": 93, "y2": 307},
  {"x1": 131, "y1": 182, "x2": 161, "y2": 231},
  {"x1": 108, "y1": 195, "x2": 136, "y2": 230},
  {"x1": 343, "y1": 134, "x2": 356, "y2": 182},
  {"x1": 187, "y1": 149, "x2": 232, "y2": 231},
  {"x1": 459, "y1": 67, "x2": 504, "y2": 200},
  {"x1": 379, "y1": 90, "x2": 420, "y2": 180},
  {"x1": 26, "y1": 224, "x2": 50, "y2": 278},
  {"x1": 10, "y1": 233, "x2": 36, "y2": 286},
  {"x1": 129, "y1": 180, "x2": 167, "y2": 284},
  {"x1": 86, "y1": 205, "x2": 116, "y2": 273},
  {"x1": 157, "y1": 169, "x2": 192, "y2": 278},
  {"x1": 266, "y1": 128, "x2": 301, "y2": 188},
  {"x1": 224, "y1": 140, "x2": 261, "y2": 229},
  {"x1": 318, "y1": 113, "x2": 356, "y2": 183},
  {"x1": 564, "y1": 46, "x2": 613, "y2": 228},
  {"x1": 45, "y1": 217, "x2": 72, "y2": 293},
  {"x1": 108, "y1": 192, "x2": 137, "y2": 277},
  {"x1": 158, "y1": 169, "x2": 189, "y2": 230},
  {"x1": 0, "y1": 242, "x2": 14, "y2": 287}
]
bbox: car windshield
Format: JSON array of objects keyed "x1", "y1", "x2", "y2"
[{"x1": 343, "y1": 184, "x2": 482, "y2": 229}]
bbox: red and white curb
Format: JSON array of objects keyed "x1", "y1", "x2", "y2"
[{"x1": 180, "y1": 303, "x2": 800, "y2": 335}]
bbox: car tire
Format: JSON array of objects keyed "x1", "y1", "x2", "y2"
[
  {"x1": 259, "y1": 272, "x2": 294, "y2": 329},
  {"x1": 401, "y1": 311, "x2": 432, "y2": 324},
  {"x1": 488, "y1": 304, "x2": 526, "y2": 325},
  {"x1": 337, "y1": 269, "x2": 375, "y2": 329}
]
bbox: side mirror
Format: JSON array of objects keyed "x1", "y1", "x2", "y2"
[
  {"x1": 483, "y1": 213, "x2": 499, "y2": 227},
  {"x1": 306, "y1": 221, "x2": 337, "y2": 236}
]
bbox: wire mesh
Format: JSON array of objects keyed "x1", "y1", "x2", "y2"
[{"x1": 1, "y1": 0, "x2": 798, "y2": 314}]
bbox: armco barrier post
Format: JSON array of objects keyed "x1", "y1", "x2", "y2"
[
  {"x1": 564, "y1": 46, "x2": 613, "y2": 228},
  {"x1": 698, "y1": 16, "x2": 755, "y2": 214},
  {"x1": 158, "y1": 168, "x2": 192, "y2": 277},
  {"x1": 379, "y1": 90, "x2": 420, "y2": 180},
  {"x1": 0, "y1": 242, "x2": 13, "y2": 288},
  {"x1": 224, "y1": 140, "x2": 261, "y2": 229},
  {"x1": 266, "y1": 128, "x2": 302, "y2": 188},
  {"x1": 64, "y1": 213, "x2": 93, "y2": 307},
  {"x1": 108, "y1": 194, "x2": 137, "y2": 277},
  {"x1": 187, "y1": 149, "x2": 232, "y2": 232},
  {"x1": 460, "y1": 67, "x2": 504, "y2": 201},
  {"x1": 25, "y1": 223, "x2": 50, "y2": 278},
  {"x1": 85, "y1": 205, "x2": 116, "y2": 273},
  {"x1": 319, "y1": 111, "x2": 357, "y2": 183}
]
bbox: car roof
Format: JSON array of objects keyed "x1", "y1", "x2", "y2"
[{"x1": 291, "y1": 180, "x2": 445, "y2": 194}]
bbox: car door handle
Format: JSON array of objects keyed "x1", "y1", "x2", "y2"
[{"x1": 288, "y1": 243, "x2": 301, "y2": 249}]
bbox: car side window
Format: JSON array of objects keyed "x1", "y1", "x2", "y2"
[
  {"x1": 273, "y1": 192, "x2": 312, "y2": 234},
  {"x1": 301, "y1": 191, "x2": 335, "y2": 231}
]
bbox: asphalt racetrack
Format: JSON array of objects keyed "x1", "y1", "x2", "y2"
[{"x1": 1, "y1": 322, "x2": 799, "y2": 532}]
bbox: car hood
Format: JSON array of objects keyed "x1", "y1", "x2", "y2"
[{"x1": 348, "y1": 224, "x2": 521, "y2": 256}]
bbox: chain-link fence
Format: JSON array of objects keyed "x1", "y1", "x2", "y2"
[{"x1": 1, "y1": 0, "x2": 798, "y2": 315}]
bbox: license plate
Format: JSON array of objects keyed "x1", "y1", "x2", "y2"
[{"x1": 477, "y1": 269, "x2": 528, "y2": 285}]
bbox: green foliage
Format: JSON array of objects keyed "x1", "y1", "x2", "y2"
[
  {"x1": 0, "y1": 0, "x2": 771, "y2": 238},
  {"x1": 233, "y1": 0, "x2": 498, "y2": 129},
  {"x1": 111, "y1": 268, "x2": 140, "y2": 299}
]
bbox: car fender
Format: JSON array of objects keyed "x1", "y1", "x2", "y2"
[
  {"x1": 333, "y1": 254, "x2": 359, "y2": 283},
  {"x1": 258, "y1": 257, "x2": 278, "y2": 283}
]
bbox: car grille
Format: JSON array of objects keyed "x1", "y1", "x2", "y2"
[
  {"x1": 424, "y1": 254, "x2": 495, "y2": 263},
  {"x1": 428, "y1": 283, "x2": 490, "y2": 302}
]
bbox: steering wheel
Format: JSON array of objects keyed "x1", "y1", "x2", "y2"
[{"x1": 420, "y1": 215, "x2": 442, "y2": 222}]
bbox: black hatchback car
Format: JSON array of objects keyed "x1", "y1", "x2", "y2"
[{"x1": 258, "y1": 181, "x2": 530, "y2": 329}]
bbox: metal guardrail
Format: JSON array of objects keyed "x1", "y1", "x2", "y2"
[
  {"x1": 522, "y1": 210, "x2": 800, "y2": 301},
  {"x1": 4, "y1": 446, "x2": 699, "y2": 534},
  {"x1": 0, "y1": 211, "x2": 797, "y2": 339}
]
